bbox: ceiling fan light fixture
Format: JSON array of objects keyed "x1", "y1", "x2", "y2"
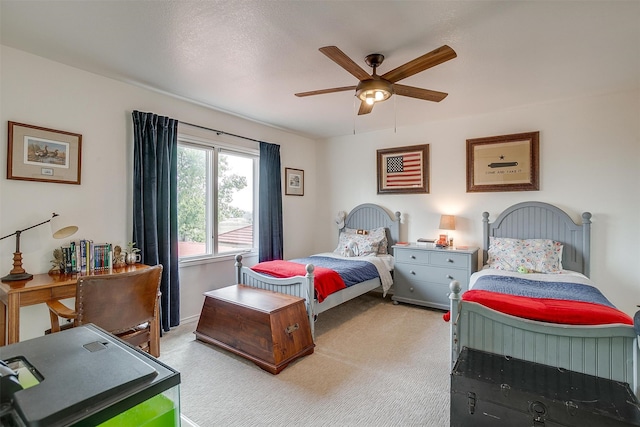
[
  {"x1": 356, "y1": 79, "x2": 393, "y2": 105},
  {"x1": 365, "y1": 93, "x2": 375, "y2": 105}
]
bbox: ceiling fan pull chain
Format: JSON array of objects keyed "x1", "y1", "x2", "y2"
[
  {"x1": 353, "y1": 96, "x2": 357, "y2": 135},
  {"x1": 394, "y1": 94, "x2": 397, "y2": 133}
]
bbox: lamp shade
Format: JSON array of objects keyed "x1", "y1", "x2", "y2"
[
  {"x1": 50, "y1": 214, "x2": 78, "y2": 239},
  {"x1": 439, "y1": 215, "x2": 456, "y2": 230}
]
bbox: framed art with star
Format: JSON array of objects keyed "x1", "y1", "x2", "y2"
[{"x1": 466, "y1": 131, "x2": 539, "y2": 192}]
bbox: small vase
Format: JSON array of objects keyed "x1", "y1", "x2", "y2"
[{"x1": 125, "y1": 253, "x2": 141, "y2": 265}]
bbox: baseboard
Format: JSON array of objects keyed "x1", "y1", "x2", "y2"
[
  {"x1": 180, "y1": 314, "x2": 200, "y2": 324},
  {"x1": 181, "y1": 414, "x2": 199, "y2": 427}
]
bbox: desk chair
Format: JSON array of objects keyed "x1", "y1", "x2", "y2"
[{"x1": 46, "y1": 265, "x2": 163, "y2": 357}]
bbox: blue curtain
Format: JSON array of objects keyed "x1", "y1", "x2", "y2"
[
  {"x1": 132, "y1": 111, "x2": 180, "y2": 332},
  {"x1": 258, "y1": 142, "x2": 283, "y2": 261}
]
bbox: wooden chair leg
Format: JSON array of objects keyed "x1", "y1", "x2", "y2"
[
  {"x1": 49, "y1": 309, "x2": 61, "y2": 333},
  {"x1": 149, "y1": 294, "x2": 160, "y2": 357}
]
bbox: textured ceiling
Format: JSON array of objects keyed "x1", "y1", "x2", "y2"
[{"x1": 1, "y1": 1, "x2": 638, "y2": 139}]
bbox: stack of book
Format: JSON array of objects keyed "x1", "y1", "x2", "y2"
[
  {"x1": 60, "y1": 240, "x2": 114, "y2": 274},
  {"x1": 416, "y1": 238, "x2": 435, "y2": 247}
]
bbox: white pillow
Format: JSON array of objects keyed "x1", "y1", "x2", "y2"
[
  {"x1": 334, "y1": 232, "x2": 379, "y2": 256},
  {"x1": 344, "y1": 227, "x2": 388, "y2": 255}
]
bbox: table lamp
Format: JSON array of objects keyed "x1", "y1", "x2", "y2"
[
  {"x1": 0, "y1": 213, "x2": 78, "y2": 281},
  {"x1": 438, "y1": 214, "x2": 456, "y2": 247}
]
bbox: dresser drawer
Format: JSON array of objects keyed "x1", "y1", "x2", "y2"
[
  {"x1": 396, "y1": 264, "x2": 470, "y2": 288},
  {"x1": 393, "y1": 280, "x2": 450, "y2": 308},
  {"x1": 429, "y1": 252, "x2": 469, "y2": 269},
  {"x1": 395, "y1": 249, "x2": 430, "y2": 265}
]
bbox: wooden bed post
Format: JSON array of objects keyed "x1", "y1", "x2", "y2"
[
  {"x1": 235, "y1": 254, "x2": 243, "y2": 284},
  {"x1": 449, "y1": 280, "x2": 462, "y2": 368}
]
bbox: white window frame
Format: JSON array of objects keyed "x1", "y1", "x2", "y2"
[{"x1": 177, "y1": 133, "x2": 259, "y2": 265}]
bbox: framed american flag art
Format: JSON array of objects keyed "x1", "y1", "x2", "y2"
[{"x1": 376, "y1": 144, "x2": 429, "y2": 194}]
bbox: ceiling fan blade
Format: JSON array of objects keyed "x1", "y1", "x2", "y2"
[
  {"x1": 381, "y1": 45, "x2": 457, "y2": 83},
  {"x1": 319, "y1": 46, "x2": 372, "y2": 81},
  {"x1": 295, "y1": 85, "x2": 357, "y2": 97},
  {"x1": 358, "y1": 101, "x2": 374, "y2": 115},
  {"x1": 393, "y1": 84, "x2": 448, "y2": 102}
]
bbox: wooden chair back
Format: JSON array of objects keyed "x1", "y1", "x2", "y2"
[{"x1": 74, "y1": 265, "x2": 163, "y2": 333}]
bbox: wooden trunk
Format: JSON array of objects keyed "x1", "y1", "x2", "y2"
[{"x1": 194, "y1": 284, "x2": 315, "y2": 374}]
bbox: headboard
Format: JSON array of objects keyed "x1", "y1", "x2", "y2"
[
  {"x1": 340, "y1": 203, "x2": 401, "y2": 253},
  {"x1": 482, "y1": 201, "x2": 592, "y2": 276}
]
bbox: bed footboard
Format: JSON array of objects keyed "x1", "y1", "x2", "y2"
[
  {"x1": 235, "y1": 254, "x2": 317, "y2": 338},
  {"x1": 449, "y1": 280, "x2": 639, "y2": 397}
]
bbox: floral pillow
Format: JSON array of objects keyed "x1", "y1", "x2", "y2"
[
  {"x1": 334, "y1": 232, "x2": 379, "y2": 257},
  {"x1": 344, "y1": 227, "x2": 388, "y2": 255},
  {"x1": 487, "y1": 237, "x2": 563, "y2": 273},
  {"x1": 487, "y1": 237, "x2": 520, "y2": 271}
]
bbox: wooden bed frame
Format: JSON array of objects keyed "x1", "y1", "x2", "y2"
[
  {"x1": 449, "y1": 201, "x2": 639, "y2": 396},
  {"x1": 235, "y1": 203, "x2": 401, "y2": 339}
]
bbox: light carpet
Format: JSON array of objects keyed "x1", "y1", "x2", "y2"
[{"x1": 159, "y1": 293, "x2": 451, "y2": 426}]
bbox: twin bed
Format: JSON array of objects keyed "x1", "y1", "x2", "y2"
[
  {"x1": 233, "y1": 200, "x2": 638, "y2": 397},
  {"x1": 449, "y1": 201, "x2": 639, "y2": 397},
  {"x1": 234, "y1": 203, "x2": 400, "y2": 338}
]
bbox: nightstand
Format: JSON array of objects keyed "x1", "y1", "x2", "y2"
[{"x1": 391, "y1": 244, "x2": 479, "y2": 310}]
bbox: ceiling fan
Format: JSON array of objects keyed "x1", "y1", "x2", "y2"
[{"x1": 295, "y1": 45, "x2": 457, "y2": 115}]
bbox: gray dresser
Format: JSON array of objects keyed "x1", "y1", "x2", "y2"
[{"x1": 392, "y1": 244, "x2": 479, "y2": 310}]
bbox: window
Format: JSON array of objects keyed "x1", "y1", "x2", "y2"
[{"x1": 177, "y1": 137, "x2": 258, "y2": 260}]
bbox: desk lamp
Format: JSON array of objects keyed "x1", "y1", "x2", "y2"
[{"x1": 0, "y1": 213, "x2": 78, "y2": 281}]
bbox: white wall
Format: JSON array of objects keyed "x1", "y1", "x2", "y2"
[
  {"x1": 2, "y1": 45, "x2": 638, "y2": 343},
  {"x1": 0, "y1": 46, "x2": 317, "y2": 340},
  {"x1": 316, "y1": 89, "x2": 640, "y2": 316}
]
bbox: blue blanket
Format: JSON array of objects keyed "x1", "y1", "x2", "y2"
[
  {"x1": 473, "y1": 275, "x2": 615, "y2": 308},
  {"x1": 289, "y1": 256, "x2": 379, "y2": 287}
]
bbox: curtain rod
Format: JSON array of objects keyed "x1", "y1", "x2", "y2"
[{"x1": 180, "y1": 121, "x2": 263, "y2": 144}]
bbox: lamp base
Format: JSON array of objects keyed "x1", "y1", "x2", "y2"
[
  {"x1": 1, "y1": 272, "x2": 33, "y2": 282},
  {"x1": 2, "y1": 251, "x2": 33, "y2": 282}
]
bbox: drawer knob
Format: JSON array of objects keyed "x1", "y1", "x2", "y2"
[
  {"x1": 410, "y1": 255, "x2": 416, "y2": 259},
  {"x1": 446, "y1": 258, "x2": 453, "y2": 263},
  {"x1": 446, "y1": 274, "x2": 454, "y2": 280},
  {"x1": 410, "y1": 270, "x2": 416, "y2": 275},
  {"x1": 409, "y1": 287, "x2": 414, "y2": 292}
]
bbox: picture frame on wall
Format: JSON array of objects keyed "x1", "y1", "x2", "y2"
[
  {"x1": 377, "y1": 144, "x2": 429, "y2": 194},
  {"x1": 285, "y1": 167, "x2": 304, "y2": 196},
  {"x1": 466, "y1": 131, "x2": 539, "y2": 192},
  {"x1": 7, "y1": 121, "x2": 82, "y2": 185}
]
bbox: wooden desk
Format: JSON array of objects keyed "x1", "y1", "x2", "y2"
[{"x1": 0, "y1": 264, "x2": 151, "y2": 346}]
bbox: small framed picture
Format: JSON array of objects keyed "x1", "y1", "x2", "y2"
[
  {"x1": 285, "y1": 167, "x2": 304, "y2": 196},
  {"x1": 7, "y1": 121, "x2": 82, "y2": 185},
  {"x1": 466, "y1": 131, "x2": 539, "y2": 192}
]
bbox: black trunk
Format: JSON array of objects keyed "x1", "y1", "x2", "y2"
[{"x1": 451, "y1": 347, "x2": 640, "y2": 427}]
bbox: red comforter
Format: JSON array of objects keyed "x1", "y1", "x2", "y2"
[
  {"x1": 458, "y1": 290, "x2": 633, "y2": 325},
  {"x1": 251, "y1": 260, "x2": 346, "y2": 303},
  {"x1": 444, "y1": 273, "x2": 633, "y2": 326}
]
